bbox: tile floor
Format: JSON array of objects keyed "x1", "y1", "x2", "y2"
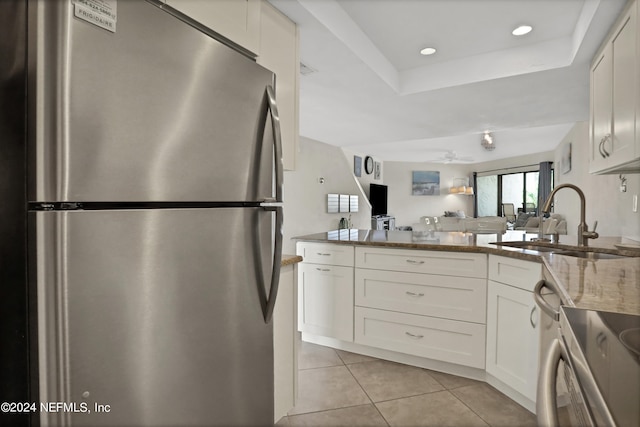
[{"x1": 276, "y1": 341, "x2": 538, "y2": 427}]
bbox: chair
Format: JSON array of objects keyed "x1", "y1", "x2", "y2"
[
  {"x1": 525, "y1": 202, "x2": 537, "y2": 215},
  {"x1": 502, "y1": 203, "x2": 516, "y2": 223}
]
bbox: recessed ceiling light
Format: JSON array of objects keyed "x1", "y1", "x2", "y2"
[
  {"x1": 420, "y1": 47, "x2": 437, "y2": 56},
  {"x1": 512, "y1": 25, "x2": 532, "y2": 36}
]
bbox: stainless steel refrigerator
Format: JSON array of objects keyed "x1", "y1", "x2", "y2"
[{"x1": 0, "y1": 0, "x2": 283, "y2": 426}]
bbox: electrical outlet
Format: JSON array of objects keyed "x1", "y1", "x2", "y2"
[{"x1": 634, "y1": 195, "x2": 638, "y2": 213}]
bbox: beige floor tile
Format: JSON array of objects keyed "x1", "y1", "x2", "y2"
[
  {"x1": 347, "y1": 360, "x2": 444, "y2": 402},
  {"x1": 376, "y1": 391, "x2": 489, "y2": 427},
  {"x1": 298, "y1": 341, "x2": 344, "y2": 370},
  {"x1": 335, "y1": 349, "x2": 379, "y2": 365},
  {"x1": 450, "y1": 383, "x2": 537, "y2": 427},
  {"x1": 427, "y1": 370, "x2": 482, "y2": 390},
  {"x1": 275, "y1": 415, "x2": 291, "y2": 426},
  {"x1": 288, "y1": 404, "x2": 389, "y2": 427},
  {"x1": 289, "y1": 365, "x2": 371, "y2": 415}
]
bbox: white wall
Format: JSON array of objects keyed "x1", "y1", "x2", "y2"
[
  {"x1": 383, "y1": 161, "x2": 475, "y2": 227},
  {"x1": 342, "y1": 148, "x2": 383, "y2": 199},
  {"x1": 282, "y1": 137, "x2": 371, "y2": 254},
  {"x1": 552, "y1": 122, "x2": 640, "y2": 240}
]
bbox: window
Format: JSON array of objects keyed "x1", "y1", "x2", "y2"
[
  {"x1": 477, "y1": 169, "x2": 553, "y2": 218},
  {"x1": 477, "y1": 175, "x2": 498, "y2": 217}
]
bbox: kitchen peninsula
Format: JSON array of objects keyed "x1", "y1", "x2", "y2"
[{"x1": 293, "y1": 229, "x2": 640, "y2": 412}]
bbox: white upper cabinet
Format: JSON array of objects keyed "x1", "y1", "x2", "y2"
[
  {"x1": 257, "y1": 2, "x2": 299, "y2": 171},
  {"x1": 165, "y1": 0, "x2": 261, "y2": 55},
  {"x1": 590, "y1": 0, "x2": 639, "y2": 174}
]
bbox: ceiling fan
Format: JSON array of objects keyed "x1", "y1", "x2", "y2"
[{"x1": 425, "y1": 150, "x2": 474, "y2": 163}]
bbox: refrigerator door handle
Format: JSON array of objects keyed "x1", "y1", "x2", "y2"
[
  {"x1": 266, "y1": 85, "x2": 284, "y2": 203},
  {"x1": 262, "y1": 205, "x2": 283, "y2": 323}
]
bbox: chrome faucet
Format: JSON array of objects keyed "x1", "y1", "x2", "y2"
[{"x1": 541, "y1": 183, "x2": 598, "y2": 246}]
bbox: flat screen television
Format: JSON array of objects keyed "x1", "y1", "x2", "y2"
[{"x1": 369, "y1": 184, "x2": 388, "y2": 216}]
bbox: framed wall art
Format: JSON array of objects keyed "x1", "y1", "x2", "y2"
[
  {"x1": 561, "y1": 142, "x2": 572, "y2": 174},
  {"x1": 412, "y1": 171, "x2": 440, "y2": 196},
  {"x1": 354, "y1": 156, "x2": 362, "y2": 177}
]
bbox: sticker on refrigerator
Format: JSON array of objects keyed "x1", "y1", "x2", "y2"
[{"x1": 73, "y1": 0, "x2": 117, "y2": 33}]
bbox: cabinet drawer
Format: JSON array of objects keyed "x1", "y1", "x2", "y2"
[
  {"x1": 488, "y1": 255, "x2": 541, "y2": 291},
  {"x1": 297, "y1": 242, "x2": 354, "y2": 266},
  {"x1": 354, "y1": 307, "x2": 486, "y2": 369},
  {"x1": 355, "y1": 247, "x2": 486, "y2": 278},
  {"x1": 355, "y1": 269, "x2": 486, "y2": 323}
]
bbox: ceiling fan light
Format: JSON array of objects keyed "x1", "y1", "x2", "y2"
[{"x1": 481, "y1": 132, "x2": 496, "y2": 151}]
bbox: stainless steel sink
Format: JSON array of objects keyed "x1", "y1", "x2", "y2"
[
  {"x1": 494, "y1": 242, "x2": 632, "y2": 259},
  {"x1": 513, "y1": 245, "x2": 559, "y2": 252},
  {"x1": 495, "y1": 242, "x2": 559, "y2": 252},
  {"x1": 554, "y1": 251, "x2": 628, "y2": 260}
]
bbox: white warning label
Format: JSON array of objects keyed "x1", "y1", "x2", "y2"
[{"x1": 73, "y1": 0, "x2": 117, "y2": 33}]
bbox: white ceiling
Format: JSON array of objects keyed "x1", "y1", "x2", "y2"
[{"x1": 267, "y1": 0, "x2": 627, "y2": 163}]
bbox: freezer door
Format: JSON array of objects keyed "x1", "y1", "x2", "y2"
[
  {"x1": 32, "y1": 0, "x2": 277, "y2": 202},
  {"x1": 35, "y1": 209, "x2": 277, "y2": 426}
]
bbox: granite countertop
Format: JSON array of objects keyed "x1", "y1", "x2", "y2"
[
  {"x1": 281, "y1": 254, "x2": 303, "y2": 267},
  {"x1": 293, "y1": 229, "x2": 640, "y2": 316}
]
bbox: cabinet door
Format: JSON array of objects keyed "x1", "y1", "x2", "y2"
[
  {"x1": 590, "y1": 0, "x2": 639, "y2": 174},
  {"x1": 610, "y1": 4, "x2": 637, "y2": 167},
  {"x1": 298, "y1": 263, "x2": 354, "y2": 342},
  {"x1": 486, "y1": 281, "x2": 539, "y2": 401},
  {"x1": 590, "y1": 47, "x2": 613, "y2": 173},
  {"x1": 258, "y1": 2, "x2": 299, "y2": 171},
  {"x1": 166, "y1": 0, "x2": 260, "y2": 55}
]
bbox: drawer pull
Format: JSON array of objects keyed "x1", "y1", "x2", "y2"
[
  {"x1": 405, "y1": 259, "x2": 425, "y2": 265},
  {"x1": 405, "y1": 291, "x2": 425, "y2": 297},
  {"x1": 405, "y1": 331, "x2": 424, "y2": 339},
  {"x1": 316, "y1": 252, "x2": 331, "y2": 256},
  {"x1": 315, "y1": 268, "x2": 330, "y2": 272}
]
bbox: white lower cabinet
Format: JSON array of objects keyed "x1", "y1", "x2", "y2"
[
  {"x1": 297, "y1": 262, "x2": 354, "y2": 342},
  {"x1": 486, "y1": 255, "x2": 541, "y2": 402},
  {"x1": 354, "y1": 247, "x2": 487, "y2": 369}
]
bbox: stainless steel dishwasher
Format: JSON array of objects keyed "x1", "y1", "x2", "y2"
[
  {"x1": 538, "y1": 306, "x2": 640, "y2": 426},
  {"x1": 535, "y1": 270, "x2": 640, "y2": 426},
  {"x1": 534, "y1": 269, "x2": 571, "y2": 425}
]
